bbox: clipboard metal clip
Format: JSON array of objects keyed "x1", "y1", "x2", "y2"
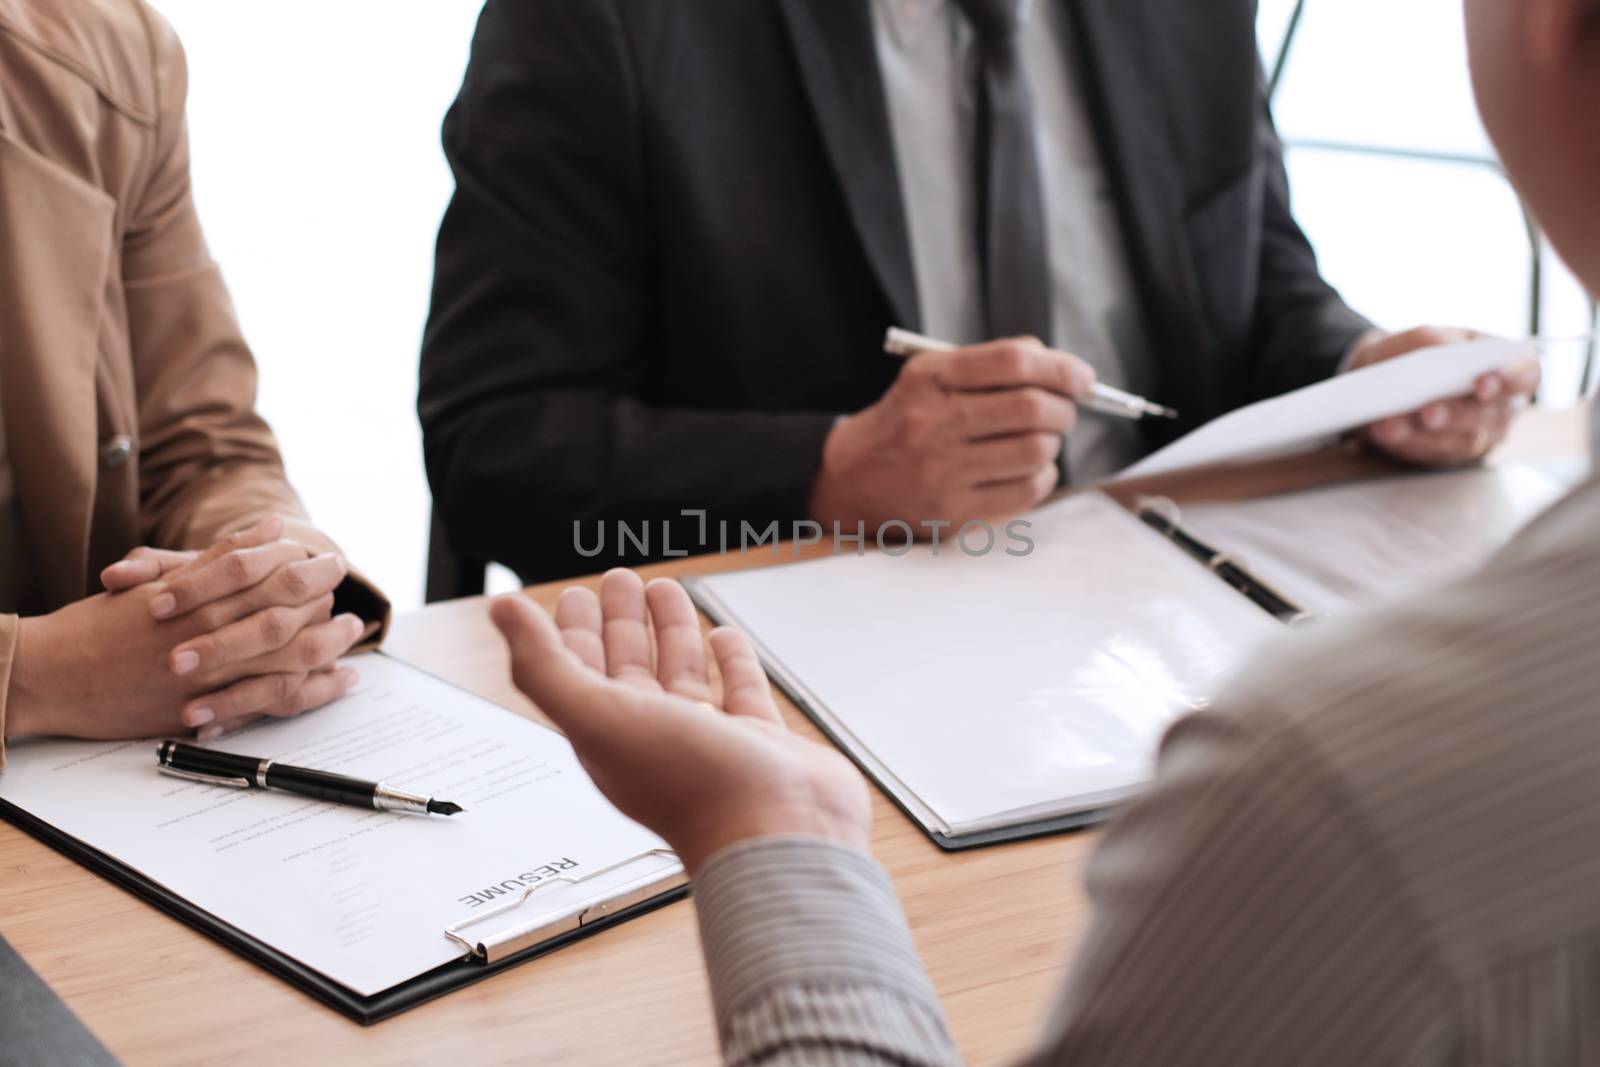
[{"x1": 443, "y1": 847, "x2": 685, "y2": 964}]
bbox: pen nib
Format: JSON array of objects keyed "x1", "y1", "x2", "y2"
[
  {"x1": 428, "y1": 800, "x2": 464, "y2": 816},
  {"x1": 1146, "y1": 403, "x2": 1180, "y2": 420}
]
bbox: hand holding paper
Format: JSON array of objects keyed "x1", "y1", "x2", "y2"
[
  {"x1": 1347, "y1": 327, "x2": 1540, "y2": 467},
  {"x1": 1122, "y1": 334, "x2": 1540, "y2": 480}
]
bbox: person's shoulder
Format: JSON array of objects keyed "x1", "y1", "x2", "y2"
[
  {"x1": 1236, "y1": 486, "x2": 1599, "y2": 733},
  {"x1": 0, "y1": 0, "x2": 175, "y2": 130},
  {"x1": 1209, "y1": 476, "x2": 1600, "y2": 965},
  {"x1": 1218, "y1": 473, "x2": 1600, "y2": 820}
]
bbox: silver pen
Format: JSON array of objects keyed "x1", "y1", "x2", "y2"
[{"x1": 883, "y1": 327, "x2": 1179, "y2": 421}]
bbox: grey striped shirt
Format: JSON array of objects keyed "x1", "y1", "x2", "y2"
[{"x1": 693, "y1": 470, "x2": 1600, "y2": 1065}]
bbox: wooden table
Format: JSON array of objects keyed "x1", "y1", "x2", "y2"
[{"x1": 1, "y1": 408, "x2": 1588, "y2": 1066}]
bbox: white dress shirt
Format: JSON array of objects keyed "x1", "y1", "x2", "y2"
[{"x1": 871, "y1": 0, "x2": 1157, "y2": 481}]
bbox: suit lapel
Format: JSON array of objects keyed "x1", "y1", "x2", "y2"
[
  {"x1": 775, "y1": 0, "x2": 921, "y2": 329},
  {"x1": 0, "y1": 130, "x2": 114, "y2": 606},
  {"x1": 1067, "y1": 0, "x2": 1209, "y2": 404}
]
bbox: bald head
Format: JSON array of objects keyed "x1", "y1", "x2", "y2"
[{"x1": 1465, "y1": 0, "x2": 1600, "y2": 295}]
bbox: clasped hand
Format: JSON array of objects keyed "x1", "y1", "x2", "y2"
[{"x1": 6, "y1": 515, "x2": 363, "y2": 744}]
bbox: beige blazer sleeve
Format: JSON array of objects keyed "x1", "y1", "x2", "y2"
[
  {"x1": 121, "y1": 11, "x2": 388, "y2": 635},
  {"x1": 693, "y1": 836, "x2": 961, "y2": 1066}
]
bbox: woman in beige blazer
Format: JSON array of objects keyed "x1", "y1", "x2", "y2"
[{"x1": 0, "y1": 0, "x2": 388, "y2": 765}]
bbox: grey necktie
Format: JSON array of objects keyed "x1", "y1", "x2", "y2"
[{"x1": 953, "y1": 0, "x2": 1053, "y2": 345}]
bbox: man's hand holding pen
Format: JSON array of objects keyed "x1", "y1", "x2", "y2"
[{"x1": 808, "y1": 336, "x2": 1092, "y2": 534}]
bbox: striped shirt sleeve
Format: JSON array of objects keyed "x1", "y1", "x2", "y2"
[{"x1": 693, "y1": 836, "x2": 961, "y2": 1066}]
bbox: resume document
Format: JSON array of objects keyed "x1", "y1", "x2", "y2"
[{"x1": 0, "y1": 655, "x2": 677, "y2": 996}]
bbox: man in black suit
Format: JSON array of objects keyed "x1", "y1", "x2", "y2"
[{"x1": 420, "y1": 0, "x2": 1535, "y2": 584}]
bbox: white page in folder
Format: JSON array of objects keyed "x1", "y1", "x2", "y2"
[
  {"x1": 0, "y1": 655, "x2": 676, "y2": 996},
  {"x1": 695, "y1": 494, "x2": 1283, "y2": 835},
  {"x1": 1179, "y1": 465, "x2": 1565, "y2": 616},
  {"x1": 1121, "y1": 339, "x2": 1530, "y2": 479}
]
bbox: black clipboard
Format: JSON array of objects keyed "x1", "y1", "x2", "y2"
[
  {"x1": 0, "y1": 796, "x2": 689, "y2": 1024},
  {"x1": 0, "y1": 654, "x2": 692, "y2": 1025}
]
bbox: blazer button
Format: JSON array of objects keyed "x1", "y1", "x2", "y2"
[{"x1": 100, "y1": 435, "x2": 135, "y2": 469}]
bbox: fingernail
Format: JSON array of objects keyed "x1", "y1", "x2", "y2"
[
  {"x1": 336, "y1": 555, "x2": 349, "y2": 577},
  {"x1": 338, "y1": 667, "x2": 360, "y2": 687},
  {"x1": 1423, "y1": 405, "x2": 1449, "y2": 431},
  {"x1": 172, "y1": 650, "x2": 200, "y2": 676},
  {"x1": 342, "y1": 614, "x2": 363, "y2": 637},
  {"x1": 1479, "y1": 376, "x2": 1502, "y2": 400},
  {"x1": 197, "y1": 723, "x2": 223, "y2": 742},
  {"x1": 1378, "y1": 418, "x2": 1408, "y2": 443},
  {"x1": 150, "y1": 592, "x2": 177, "y2": 619},
  {"x1": 184, "y1": 706, "x2": 216, "y2": 728}
]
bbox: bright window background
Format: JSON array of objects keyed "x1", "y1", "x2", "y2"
[
  {"x1": 1259, "y1": 0, "x2": 1596, "y2": 392},
  {"x1": 154, "y1": 1, "x2": 1595, "y2": 612},
  {"x1": 151, "y1": 0, "x2": 486, "y2": 612}
]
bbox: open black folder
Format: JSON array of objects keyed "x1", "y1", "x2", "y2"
[
  {"x1": 0, "y1": 656, "x2": 687, "y2": 1024},
  {"x1": 689, "y1": 468, "x2": 1563, "y2": 850}
]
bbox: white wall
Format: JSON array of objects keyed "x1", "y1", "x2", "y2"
[
  {"x1": 153, "y1": 1, "x2": 1593, "y2": 612},
  {"x1": 152, "y1": 0, "x2": 486, "y2": 611}
]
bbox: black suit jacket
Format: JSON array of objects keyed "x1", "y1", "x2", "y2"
[{"x1": 419, "y1": 0, "x2": 1372, "y2": 584}]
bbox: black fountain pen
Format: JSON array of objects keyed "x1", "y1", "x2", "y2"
[{"x1": 157, "y1": 741, "x2": 464, "y2": 816}]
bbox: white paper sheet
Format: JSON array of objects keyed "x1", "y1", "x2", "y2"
[
  {"x1": 692, "y1": 494, "x2": 1283, "y2": 836},
  {"x1": 0, "y1": 655, "x2": 676, "y2": 996},
  {"x1": 1178, "y1": 465, "x2": 1565, "y2": 616},
  {"x1": 1121, "y1": 339, "x2": 1532, "y2": 479}
]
